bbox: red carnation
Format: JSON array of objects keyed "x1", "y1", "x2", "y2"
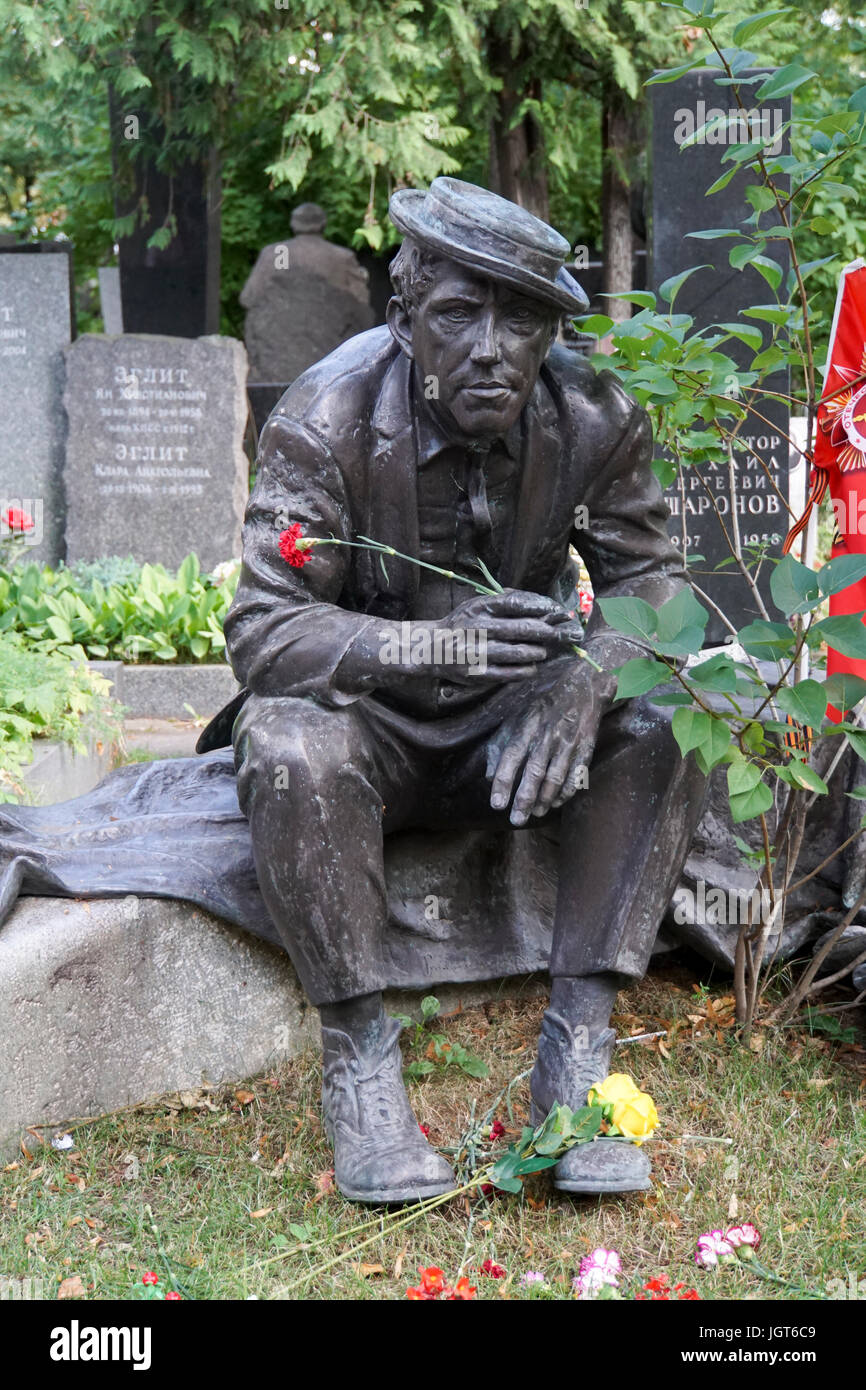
[
  {"x1": 479, "y1": 1259, "x2": 506, "y2": 1279},
  {"x1": 2, "y1": 507, "x2": 34, "y2": 533},
  {"x1": 164, "y1": 1290, "x2": 182, "y2": 1300},
  {"x1": 142, "y1": 1271, "x2": 158, "y2": 1287},
  {"x1": 278, "y1": 523, "x2": 313, "y2": 568},
  {"x1": 489, "y1": 1119, "x2": 506, "y2": 1142}
]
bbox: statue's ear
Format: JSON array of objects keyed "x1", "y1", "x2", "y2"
[{"x1": 386, "y1": 295, "x2": 415, "y2": 360}]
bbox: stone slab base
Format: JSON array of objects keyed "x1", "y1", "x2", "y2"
[
  {"x1": 21, "y1": 735, "x2": 116, "y2": 806},
  {"x1": 88, "y1": 662, "x2": 240, "y2": 719},
  {"x1": 0, "y1": 894, "x2": 547, "y2": 1160}
]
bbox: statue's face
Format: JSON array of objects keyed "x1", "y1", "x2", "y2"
[{"x1": 405, "y1": 260, "x2": 556, "y2": 438}]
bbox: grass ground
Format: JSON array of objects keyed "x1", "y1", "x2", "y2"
[{"x1": 1, "y1": 958, "x2": 864, "y2": 1302}]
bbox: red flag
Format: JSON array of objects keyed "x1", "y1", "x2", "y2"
[{"x1": 784, "y1": 259, "x2": 866, "y2": 721}]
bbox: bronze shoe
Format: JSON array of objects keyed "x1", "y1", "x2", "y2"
[
  {"x1": 321, "y1": 1017, "x2": 456, "y2": 1204},
  {"x1": 530, "y1": 1010, "x2": 651, "y2": 1194}
]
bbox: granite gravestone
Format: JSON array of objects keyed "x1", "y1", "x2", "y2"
[
  {"x1": 240, "y1": 203, "x2": 375, "y2": 384},
  {"x1": 98, "y1": 268, "x2": 123, "y2": 335},
  {"x1": 0, "y1": 253, "x2": 72, "y2": 565},
  {"x1": 650, "y1": 70, "x2": 791, "y2": 644},
  {"x1": 63, "y1": 334, "x2": 248, "y2": 573}
]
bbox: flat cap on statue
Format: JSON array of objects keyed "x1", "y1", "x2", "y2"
[{"x1": 389, "y1": 176, "x2": 590, "y2": 315}]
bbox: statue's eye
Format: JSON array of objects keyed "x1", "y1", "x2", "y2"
[{"x1": 443, "y1": 307, "x2": 471, "y2": 322}]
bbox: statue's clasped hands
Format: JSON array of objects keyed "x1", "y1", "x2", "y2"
[{"x1": 447, "y1": 588, "x2": 607, "y2": 827}]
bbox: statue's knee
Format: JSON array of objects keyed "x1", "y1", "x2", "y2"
[{"x1": 235, "y1": 696, "x2": 356, "y2": 798}]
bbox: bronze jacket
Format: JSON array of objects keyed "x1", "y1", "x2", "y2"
[{"x1": 219, "y1": 325, "x2": 685, "y2": 719}]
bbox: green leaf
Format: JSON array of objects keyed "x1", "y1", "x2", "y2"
[
  {"x1": 743, "y1": 305, "x2": 796, "y2": 326},
  {"x1": 772, "y1": 553, "x2": 822, "y2": 616},
  {"x1": 729, "y1": 240, "x2": 766, "y2": 271},
  {"x1": 727, "y1": 758, "x2": 762, "y2": 796},
  {"x1": 686, "y1": 228, "x2": 742, "y2": 240},
  {"x1": 645, "y1": 59, "x2": 707, "y2": 85},
  {"x1": 732, "y1": 9, "x2": 794, "y2": 44},
  {"x1": 695, "y1": 718, "x2": 733, "y2": 774},
  {"x1": 578, "y1": 314, "x2": 615, "y2": 337},
  {"x1": 822, "y1": 673, "x2": 866, "y2": 713},
  {"x1": 755, "y1": 64, "x2": 816, "y2": 101},
  {"x1": 458, "y1": 1054, "x2": 489, "y2": 1079},
  {"x1": 654, "y1": 588, "x2": 709, "y2": 656},
  {"x1": 729, "y1": 778, "x2": 774, "y2": 823},
  {"x1": 751, "y1": 256, "x2": 784, "y2": 292},
  {"x1": 775, "y1": 680, "x2": 828, "y2": 729},
  {"x1": 614, "y1": 657, "x2": 672, "y2": 700},
  {"x1": 687, "y1": 654, "x2": 740, "y2": 693},
  {"x1": 738, "y1": 620, "x2": 797, "y2": 659},
  {"x1": 672, "y1": 707, "x2": 712, "y2": 758},
  {"x1": 744, "y1": 183, "x2": 778, "y2": 212},
  {"x1": 705, "y1": 166, "x2": 740, "y2": 196},
  {"x1": 809, "y1": 216, "x2": 836, "y2": 236},
  {"x1": 597, "y1": 596, "x2": 657, "y2": 643},
  {"x1": 812, "y1": 614, "x2": 866, "y2": 660},
  {"x1": 659, "y1": 265, "x2": 711, "y2": 308},
  {"x1": 420, "y1": 994, "x2": 440, "y2": 1021},
  {"x1": 847, "y1": 729, "x2": 866, "y2": 765},
  {"x1": 715, "y1": 322, "x2": 764, "y2": 352},
  {"x1": 818, "y1": 554, "x2": 866, "y2": 598},
  {"x1": 597, "y1": 290, "x2": 657, "y2": 310},
  {"x1": 780, "y1": 758, "x2": 828, "y2": 794},
  {"x1": 45, "y1": 615, "x2": 74, "y2": 643}
]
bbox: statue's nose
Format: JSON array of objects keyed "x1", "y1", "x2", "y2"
[{"x1": 469, "y1": 314, "x2": 500, "y2": 364}]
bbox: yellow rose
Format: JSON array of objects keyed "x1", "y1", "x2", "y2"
[
  {"x1": 611, "y1": 1092, "x2": 659, "y2": 1144},
  {"x1": 587, "y1": 1073, "x2": 642, "y2": 1107}
]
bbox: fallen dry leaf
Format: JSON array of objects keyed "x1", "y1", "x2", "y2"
[
  {"x1": 313, "y1": 1169, "x2": 335, "y2": 1197},
  {"x1": 250, "y1": 1207, "x2": 274, "y2": 1220},
  {"x1": 393, "y1": 1246, "x2": 408, "y2": 1280},
  {"x1": 57, "y1": 1276, "x2": 86, "y2": 1300},
  {"x1": 235, "y1": 1090, "x2": 255, "y2": 1105},
  {"x1": 356, "y1": 1263, "x2": 385, "y2": 1278}
]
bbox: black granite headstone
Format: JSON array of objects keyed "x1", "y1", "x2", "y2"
[
  {"x1": 109, "y1": 90, "x2": 220, "y2": 339},
  {"x1": 650, "y1": 70, "x2": 791, "y2": 644}
]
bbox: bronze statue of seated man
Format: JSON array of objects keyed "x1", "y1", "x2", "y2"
[{"x1": 223, "y1": 177, "x2": 707, "y2": 1204}]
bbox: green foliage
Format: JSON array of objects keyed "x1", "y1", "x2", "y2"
[
  {"x1": 0, "y1": 633, "x2": 119, "y2": 803},
  {"x1": 488, "y1": 1103, "x2": 603, "y2": 1193},
  {"x1": 0, "y1": 555, "x2": 239, "y2": 664},
  {"x1": 393, "y1": 995, "x2": 489, "y2": 1081}
]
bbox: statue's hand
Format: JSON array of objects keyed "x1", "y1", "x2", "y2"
[
  {"x1": 486, "y1": 661, "x2": 612, "y2": 826},
  {"x1": 338, "y1": 590, "x2": 573, "y2": 692},
  {"x1": 435, "y1": 589, "x2": 574, "y2": 685}
]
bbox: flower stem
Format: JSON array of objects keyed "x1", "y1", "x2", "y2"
[{"x1": 302, "y1": 535, "x2": 603, "y2": 672}]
